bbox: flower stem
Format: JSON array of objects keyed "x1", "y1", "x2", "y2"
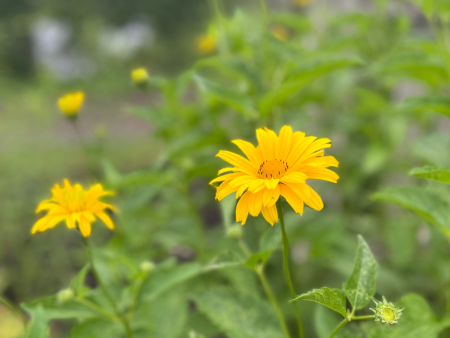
[
  {"x1": 71, "y1": 120, "x2": 98, "y2": 179},
  {"x1": 82, "y1": 237, "x2": 133, "y2": 338},
  {"x1": 76, "y1": 298, "x2": 118, "y2": 321},
  {"x1": 260, "y1": 0, "x2": 269, "y2": 19},
  {"x1": 276, "y1": 199, "x2": 304, "y2": 338},
  {"x1": 237, "y1": 239, "x2": 291, "y2": 338},
  {"x1": 0, "y1": 295, "x2": 27, "y2": 325},
  {"x1": 352, "y1": 315, "x2": 375, "y2": 321},
  {"x1": 329, "y1": 318, "x2": 348, "y2": 338}
]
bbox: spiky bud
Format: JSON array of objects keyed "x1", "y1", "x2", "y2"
[{"x1": 370, "y1": 296, "x2": 403, "y2": 324}]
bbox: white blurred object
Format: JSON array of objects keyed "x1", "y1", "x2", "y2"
[
  {"x1": 99, "y1": 21, "x2": 154, "y2": 60},
  {"x1": 31, "y1": 18, "x2": 96, "y2": 80}
]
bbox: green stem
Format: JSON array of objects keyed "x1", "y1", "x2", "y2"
[
  {"x1": 259, "y1": 0, "x2": 269, "y2": 20},
  {"x1": 0, "y1": 296, "x2": 27, "y2": 325},
  {"x1": 352, "y1": 315, "x2": 375, "y2": 321},
  {"x1": 256, "y1": 268, "x2": 292, "y2": 338},
  {"x1": 237, "y1": 239, "x2": 291, "y2": 338},
  {"x1": 71, "y1": 120, "x2": 98, "y2": 179},
  {"x1": 329, "y1": 318, "x2": 348, "y2": 338},
  {"x1": 276, "y1": 199, "x2": 304, "y2": 338},
  {"x1": 82, "y1": 237, "x2": 133, "y2": 338}
]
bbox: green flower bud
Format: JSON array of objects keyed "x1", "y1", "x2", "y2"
[
  {"x1": 226, "y1": 225, "x2": 242, "y2": 240},
  {"x1": 370, "y1": 296, "x2": 403, "y2": 324},
  {"x1": 140, "y1": 261, "x2": 156, "y2": 274},
  {"x1": 57, "y1": 288, "x2": 75, "y2": 304}
]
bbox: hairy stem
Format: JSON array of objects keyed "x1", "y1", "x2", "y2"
[
  {"x1": 329, "y1": 318, "x2": 349, "y2": 338},
  {"x1": 276, "y1": 199, "x2": 304, "y2": 338},
  {"x1": 328, "y1": 315, "x2": 375, "y2": 338},
  {"x1": 82, "y1": 237, "x2": 133, "y2": 338}
]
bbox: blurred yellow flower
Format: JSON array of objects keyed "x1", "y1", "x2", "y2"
[
  {"x1": 294, "y1": 0, "x2": 312, "y2": 7},
  {"x1": 58, "y1": 92, "x2": 84, "y2": 117},
  {"x1": 197, "y1": 35, "x2": 217, "y2": 54},
  {"x1": 271, "y1": 25, "x2": 290, "y2": 41},
  {"x1": 32, "y1": 180, "x2": 116, "y2": 237},
  {"x1": 210, "y1": 126, "x2": 339, "y2": 225},
  {"x1": 131, "y1": 68, "x2": 149, "y2": 86}
]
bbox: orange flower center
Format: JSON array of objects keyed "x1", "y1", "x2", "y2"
[{"x1": 258, "y1": 159, "x2": 288, "y2": 179}]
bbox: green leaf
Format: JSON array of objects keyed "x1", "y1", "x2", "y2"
[
  {"x1": 193, "y1": 75, "x2": 254, "y2": 115},
  {"x1": 372, "y1": 186, "x2": 450, "y2": 235},
  {"x1": 244, "y1": 251, "x2": 272, "y2": 269},
  {"x1": 358, "y1": 294, "x2": 450, "y2": 338},
  {"x1": 343, "y1": 235, "x2": 378, "y2": 311},
  {"x1": 138, "y1": 263, "x2": 203, "y2": 303},
  {"x1": 193, "y1": 287, "x2": 285, "y2": 338},
  {"x1": 401, "y1": 96, "x2": 450, "y2": 118},
  {"x1": 70, "y1": 264, "x2": 90, "y2": 297},
  {"x1": 259, "y1": 55, "x2": 362, "y2": 116},
  {"x1": 259, "y1": 226, "x2": 281, "y2": 253},
  {"x1": 70, "y1": 319, "x2": 122, "y2": 338},
  {"x1": 410, "y1": 165, "x2": 450, "y2": 184},
  {"x1": 292, "y1": 287, "x2": 347, "y2": 317},
  {"x1": 24, "y1": 307, "x2": 48, "y2": 338}
]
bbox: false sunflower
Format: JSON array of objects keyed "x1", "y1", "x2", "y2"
[
  {"x1": 210, "y1": 126, "x2": 339, "y2": 225},
  {"x1": 32, "y1": 180, "x2": 116, "y2": 237}
]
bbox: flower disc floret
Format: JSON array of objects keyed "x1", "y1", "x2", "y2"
[
  {"x1": 32, "y1": 180, "x2": 116, "y2": 237},
  {"x1": 210, "y1": 126, "x2": 339, "y2": 226}
]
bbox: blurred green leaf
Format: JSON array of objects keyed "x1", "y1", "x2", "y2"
[
  {"x1": 70, "y1": 318, "x2": 122, "y2": 338},
  {"x1": 70, "y1": 264, "x2": 90, "y2": 297},
  {"x1": 372, "y1": 186, "x2": 450, "y2": 234},
  {"x1": 410, "y1": 165, "x2": 450, "y2": 184},
  {"x1": 292, "y1": 287, "x2": 347, "y2": 317},
  {"x1": 314, "y1": 304, "x2": 342, "y2": 338},
  {"x1": 259, "y1": 226, "x2": 281, "y2": 253},
  {"x1": 401, "y1": 96, "x2": 450, "y2": 117},
  {"x1": 193, "y1": 287, "x2": 285, "y2": 338},
  {"x1": 244, "y1": 251, "x2": 272, "y2": 269},
  {"x1": 24, "y1": 307, "x2": 48, "y2": 338},
  {"x1": 194, "y1": 75, "x2": 254, "y2": 115},
  {"x1": 343, "y1": 235, "x2": 378, "y2": 311},
  {"x1": 259, "y1": 55, "x2": 362, "y2": 116}
]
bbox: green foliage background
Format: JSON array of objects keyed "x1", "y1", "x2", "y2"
[{"x1": 1, "y1": 0, "x2": 450, "y2": 337}]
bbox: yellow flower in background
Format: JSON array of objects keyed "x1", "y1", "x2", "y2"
[
  {"x1": 271, "y1": 25, "x2": 290, "y2": 41},
  {"x1": 58, "y1": 92, "x2": 84, "y2": 117},
  {"x1": 131, "y1": 68, "x2": 149, "y2": 86},
  {"x1": 294, "y1": 0, "x2": 312, "y2": 7},
  {"x1": 197, "y1": 34, "x2": 217, "y2": 54},
  {"x1": 210, "y1": 126, "x2": 339, "y2": 225},
  {"x1": 32, "y1": 180, "x2": 116, "y2": 237}
]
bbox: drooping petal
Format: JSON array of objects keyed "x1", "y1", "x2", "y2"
[
  {"x1": 236, "y1": 192, "x2": 251, "y2": 225},
  {"x1": 248, "y1": 190, "x2": 264, "y2": 217},
  {"x1": 280, "y1": 184, "x2": 304, "y2": 215},
  {"x1": 261, "y1": 204, "x2": 278, "y2": 225},
  {"x1": 78, "y1": 215, "x2": 92, "y2": 237},
  {"x1": 304, "y1": 185, "x2": 324, "y2": 211},
  {"x1": 95, "y1": 211, "x2": 115, "y2": 230},
  {"x1": 263, "y1": 184, "x2": 280, "y2": 207}
]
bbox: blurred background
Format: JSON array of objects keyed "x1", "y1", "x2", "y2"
[{"x1": 1, "y1": 0, "x2": 450, "y2": 337}]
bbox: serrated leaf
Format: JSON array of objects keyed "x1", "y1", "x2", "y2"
[
  {"x1": 259, "y1": 55, "x2": 362, "y2": 116},
  {"x1": 401, "y1": 96, "x2": 450, "y2": 118},
  {"x1": 292, "y1": 287, "x2": 347, "y2": 317},
  {"x1": 193, "y1": 287, "x2": 285, "y2": 338},
  {"x1": 410, "y1": 165, "x2": 450, "y2": 184},
  {"x1": 372, "y1": 186, "x2": 450, "y2": 235},
  {"x1": 343, "y1": 235, "x2": 378, "y2": 311}
]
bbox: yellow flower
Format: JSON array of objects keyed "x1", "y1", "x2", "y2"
[
  {"x1": 210, "y1": 126, "x2": 339, "y2": 225},
  {"x1": 197, "y1": 35, "x2": 217, "y2": 54},
  {"x1": 58, "y1": 92, "x2": 84, "y2": 117},
  {"x1": 32, "y1": 180, "x2": 116, "y2": 237},
  {"x1": 294, "y1": 0, "x2": 312, "y2": 6},
  {"x1": 271, "y1": 25, "x2": 290, "y2": 41},
  {"x1": 131, "y1": 68, "x2": 149, "y2": 86}
]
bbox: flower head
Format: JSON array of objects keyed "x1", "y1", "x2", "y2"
[
  {"x1": 58, "y1": 92, "x2": 84, "y2": 118},
  {"x1": 271, "y1": 25, "x2": 290, "y2": 41},
  {"x1": 197, "y1": 34, "x2": 217, "y2": 54},
  {"x1": 210, "y1": 126, "x2": 339, "y2": 225},
  {"x1": 32, "y1": 180, "x2": 116, "y2": 237},
  {"x1": 370, "y1": 297, "x2": 403, "y2": 324},
  {"x1": 131, "y1": 68, "x2": 149, "y2": 87}
]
